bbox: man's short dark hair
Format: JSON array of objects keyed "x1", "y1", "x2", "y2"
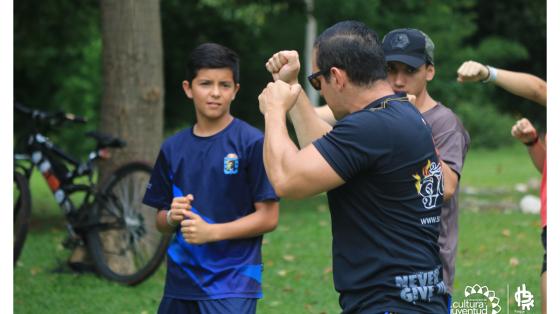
[
  {"x1": 314, "y1": 20, "x2": 386, "y2": 86},
  {"x1": 186, "y1": 43, "x2": 240, "y2": 84}
]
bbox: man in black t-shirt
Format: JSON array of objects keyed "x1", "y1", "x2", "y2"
[
  {"x1": 382, "y1": 28, "x2": 470, "y2": 297},
  {"x1": 258, "y1": 21, "x2": 448, "y2": 313}
]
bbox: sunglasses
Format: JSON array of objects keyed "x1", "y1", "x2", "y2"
[{"x1": 307, "y1": 69, "x2": 329, "y2": 91}]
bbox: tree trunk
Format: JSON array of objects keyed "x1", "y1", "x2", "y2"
[
  {"x1": 99, "y1": 0, "x2": 164, "y2": 177},
  {"x1": 93, "y1": 0, "x2": 164, "y2": 271}
]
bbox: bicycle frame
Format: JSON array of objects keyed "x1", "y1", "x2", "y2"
[
  {"x1": 14, "y1": 104, "x2": 169, "y2": 285},
  {"x1": 15, "y1": 131, "x2": 103, "y2": 237},
  {"x1": 14, "y1": 153, "x2": 32, "y2": 179}
]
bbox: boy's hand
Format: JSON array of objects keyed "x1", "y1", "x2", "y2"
[
  {"x1": 168, "y1": 194, "x2": 194, "y2": 226},
  {"x1": 456, "y1": 60, "x2": 489, "y2": 83},
  {"x1": 511, "y1": 118, "x2": 538, "y2": 144},
  {"x1": 266, "y1": 51, "x2": 300, "y2": 85},
  {"x1": 258, "y1": 81, "x2": 302, "y2": 115},
  {"x1": 181, "y1": 211, "x2": 215, "y2": 244}
]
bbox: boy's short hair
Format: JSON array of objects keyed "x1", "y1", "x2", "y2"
[
  {"x1": 314, "y1": 20, "x2": 386, "y2": 86},
  {"x1": 186, "y1": 43, "x2": 240, "y2": 84}
]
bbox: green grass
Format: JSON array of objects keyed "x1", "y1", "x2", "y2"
[
  {"x1": 260, "y1": 196, "x2": 338, "y2": 314},
  {"x1": 451, "y1": 144, "x2": 543, "y2": 313},
  {"x1": 14, "y1": 145, "x2": 544, "y2": 313},
  {"x1": 461, "y1": 144, "x2": 541, "y2": 188},
  {"x1": 454, "y1": 211, "x2": 542, "y2": 312}
]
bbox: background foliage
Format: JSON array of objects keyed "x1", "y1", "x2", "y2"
[{"x1": 14, "y1": 0, "x2": 546, "y2": 154}]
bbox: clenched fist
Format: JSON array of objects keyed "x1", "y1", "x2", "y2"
[
  {"x1": 258, "y1": 81, "x2": 302, "y2": 115},
  {"x1": 181, "y1": 210, "x2": 216, "y2": 244},
  {"x1": 265, "y1": 50, "x2": 301, "y2": 84},
  {"x1": 168, "y1": 195, "x2": 194, "y2": 226},
  {"x1": 511, "y1": 118, "x2": 538, "y2": 145},
  {"x1": 456, "y1": 60, "x2": 489, "y2": 83}
]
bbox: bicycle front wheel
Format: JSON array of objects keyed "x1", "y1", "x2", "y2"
[
  {"x1": 87, "y1": 162, "x2": 170, "y2": 285},
  {"x1": 14, "y1": 171, "x2": 31, "y2": 265}
]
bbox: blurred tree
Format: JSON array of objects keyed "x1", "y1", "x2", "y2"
[
  {"x1": 159, "y1": 0, "x2": 305, "y2": 134},
  {"x1": 311, "y1": 0, "x2": 525, "y2": 147},
  {"x1": 14, "y1": 0, "x2": 101, "y2": 156},
  {"x1": 472, "y1": 0, "x2": 546, "y2": 131},
  {"x1": 99, "y1": 0, "x2": 164, "y2": 175},
  {"x1": 13, "y1": 0, "x2": 546, "y2": 149}
]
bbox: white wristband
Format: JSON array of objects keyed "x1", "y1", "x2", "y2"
[
  {"x1": 482, "y1": 65, "x2": 497, "y2": 83},
  {"x1": 166, "y1": 210, "x2": 177, "y2": 227}
]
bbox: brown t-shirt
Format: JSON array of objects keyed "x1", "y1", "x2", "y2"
[{"x1": 423, "y1": 102, "x2": 470, "y2": 293}]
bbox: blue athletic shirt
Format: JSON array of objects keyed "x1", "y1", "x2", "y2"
[
  {"x1": 142, "y1": 118, "x2": 278, "y2": 300},
  {"x1": 313, "y1": 93, "x2": 448, "y2": 313}
]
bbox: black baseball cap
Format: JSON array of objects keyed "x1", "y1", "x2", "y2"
[{"x1": 382, "y1": 28, "x2": 435, "y2": 68}]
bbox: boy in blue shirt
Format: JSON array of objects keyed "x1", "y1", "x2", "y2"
[{"x1": 143, "y1": 43, "x2": 279, "y2": 314}]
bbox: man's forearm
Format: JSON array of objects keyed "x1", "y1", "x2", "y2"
[
  {"x1": 263, "y1": 111, "x2": 300, "y2": 197},
  {"x1": 288, "y1": 92, "x2": 333, "y2": 148}
]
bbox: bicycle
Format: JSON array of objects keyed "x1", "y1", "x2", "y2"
[{"x1": 13, "y1": 103, "x2": 170, "y2": 285}]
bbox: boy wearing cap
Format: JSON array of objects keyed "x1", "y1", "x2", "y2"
[{"x1": 382, "y1": 28, "x2": 470, "y2": 297}]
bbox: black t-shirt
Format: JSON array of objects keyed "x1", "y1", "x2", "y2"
[{"x1": 313, "y1": 94, "x2": 448, "y2": 313}]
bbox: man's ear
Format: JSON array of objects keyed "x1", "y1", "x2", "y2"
[
  {"x1": 330, "y1": 67, "x2": 347, "y2": 91},
  {"x1": 182, "y1": 80, "x2": 193, "y2": 99},
  {"x1": 426, "y1": 64, "x2": 435, "y2": 82}
]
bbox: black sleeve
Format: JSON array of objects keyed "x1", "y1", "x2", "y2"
[
  {"x1": 142, "y1": 149, "x2": 173, "y2": 211},
  {"x1": 312, "y1": 113, "x2": 392, "y2": 181}
]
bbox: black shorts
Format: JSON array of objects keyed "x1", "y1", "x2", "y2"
[{"x1": 541, "y1": 226, "x2": 547, "y2": 274}]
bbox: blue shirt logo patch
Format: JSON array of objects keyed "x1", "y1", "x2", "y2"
[{"x1": 224, "y1": 153, "x2": 239, "y2": 174}]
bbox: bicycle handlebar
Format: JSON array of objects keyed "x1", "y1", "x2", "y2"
[
  {"x1": 15, "y1": 102, "x2": 88, "y2": 126},
  {"x1": 63, "y1": 113, "x2": 87, "y2": 124}
]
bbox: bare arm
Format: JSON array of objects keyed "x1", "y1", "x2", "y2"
[
  {"x1": 288, "y1": 91, "x2": 333, "y2": 147},
  {"x1": 180, "y1": 200, "x2": 279, "y2": 244},
  {"x1": 266, "y1": 50, "x2": 333, "y2": 147},
  {"x1": 440, "y1": 161, "x2": 458, "y2": 201},
  {"x1": 314, "y1": 105, "x2": 337, "y2": 126},
  {"x1": 156, "y1": 209, "x2": 176, "y2": 234},
  {"x1": 158, "y1": 194, "x2": 279, "y2": 244},
  {"x1": 527, "y1": 140, "x2": 546, "y2": 173},
  {"x1": 493, "y1": 69, "x2": 546, "y2": 106},
  {"x1": 457, "y1": 60, "x2": 547, "y2": 106},
  {"x1": 259, "y1": 80, "x2": 345, "y2": 199}
]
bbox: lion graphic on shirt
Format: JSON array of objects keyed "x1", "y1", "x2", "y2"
[{"x1": 412, "y1": 160, "x2": 444, "y2": 209}]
